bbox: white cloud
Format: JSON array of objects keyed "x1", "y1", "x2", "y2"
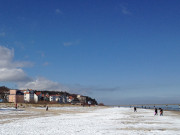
[
  {"x1": 0, "y1": 46, "x2": 71, "y2": 92},
  {"x1": 0, "y1": 46, "x2": 15, "y2": 69},
  {"x1": 0, "y1": 46, "x2": 32, "y2": 82},
  {"x1": 0, "y1": 46, "x2": 14, "y2": 62},
  {"x1": 55, "y1": 9, "x2": 63, "y2": 14},
  {"x1": 0, "y1": 68, "x2": 31, "y2": 82},
  {"x1": 0, "y1": 46, "x2": 33, "y2": 68},
  {"x1": 18, "y1": 77, "x2": 69, "y2": 91}
]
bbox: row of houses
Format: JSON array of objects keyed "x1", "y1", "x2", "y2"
[{"x1": 8, "y1": 89, "x2": 97, "y2": 105}]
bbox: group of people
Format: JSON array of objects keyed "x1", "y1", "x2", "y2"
[
  {"x1": 154, "y1": 108, "x2": 163, "y2": 116},
  {"x1": 133, "y1": 106, "x2": 164, "y2": 116}
]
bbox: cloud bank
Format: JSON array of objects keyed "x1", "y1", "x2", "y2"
[
  {"x1": 0, "y1": 46, "x2": 32, "y2": 82},
  {"x1": 0, "y1": 46, "x2": 116, "y2": 95},
  {"x1": 0, "y1": 46, "x2": 68, "y2": 91},
  {"x1": 18, "y1": 77, "x2": 69, "y2": 91}
]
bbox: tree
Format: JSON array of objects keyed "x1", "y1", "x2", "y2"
[{"x1": 0, "y1": 86, "x2": 10, "y2": 102}]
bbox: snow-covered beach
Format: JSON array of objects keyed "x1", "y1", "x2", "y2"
[{"x1": 0, "y1": 106, "x2": 180, "y2": 135}]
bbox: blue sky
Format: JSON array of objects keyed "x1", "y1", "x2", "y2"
[{"x1": 0, "y1": 0, "x2": 180, "y2": 105}]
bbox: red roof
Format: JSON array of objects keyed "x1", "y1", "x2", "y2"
[
  {"x1": 68, "y1": 96, "x2": 74, "y2": 99},
  {"x1": 35, "y1": 92, "x2": 42, "y2": 96}
]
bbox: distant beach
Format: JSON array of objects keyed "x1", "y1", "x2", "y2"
[{"x1": 0, "y1": 106, "x2": 180, "y2": 135}]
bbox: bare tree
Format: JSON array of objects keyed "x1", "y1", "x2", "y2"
[{"x1": 0, "y1": 86, "x2": 10, "y2": 102}]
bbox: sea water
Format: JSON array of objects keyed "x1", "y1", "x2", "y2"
[{"x1": 135, "y1": 104, "x2": 180, "y2": 111}]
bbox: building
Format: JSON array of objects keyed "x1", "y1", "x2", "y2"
[
  {"x1": 24, "y1": 89, "x2": 35, "y2": 103},
  {"x1": 58, "y1": 95, "x2": 68, "y2": 103},
  {"x1": 77, "y1": 95, "x2": 88, "y2": 104},
  {"x1": 49, "y1": 94, "x2": 68, "y2": 103},
  {"x1": 34, "y1": 93, "x2": 38, "y2": 103},
  {"x1": 8, "y1": 89, "x2": 24, "y2": 103},
  {"x1": 67, "y1": 96, "x2": 74, "y2": 103},
  {"x1": 49, "y1": 95, "x2": 60, "y2": 102},
  {"x1": 35, "y1": 91, "x2": 42, "y2": 101},
  {"x1": 8, "y1": 90, "x2": 16, "y2": 103},
  {"x1": 23, "y1": 90, "x2": 39, "y2": 103}
]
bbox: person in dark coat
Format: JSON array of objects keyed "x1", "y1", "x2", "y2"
[
  {"x1": 46, "y1": 105, "x2": 48, "y2": 111},
  {"x1": 154, "y1": 108, "x2": 158, "y2": 115},
  {"x1": 134, "y1": 107, "x2": 137, "y2": 112},
  {"x1": 160, "y1": 108, "x2": 163, "y2": 116},
  {"x1": 15, "y1": 103, "x2": 17, "y2": 109}
]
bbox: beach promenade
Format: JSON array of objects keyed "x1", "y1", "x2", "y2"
[{"x1": 0, "y1": 106, "x2": 180, "y2": 135}]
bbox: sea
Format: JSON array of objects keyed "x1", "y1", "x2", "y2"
[{"x1": 117, "y1": 104, "x2": 180, "y2": 111}]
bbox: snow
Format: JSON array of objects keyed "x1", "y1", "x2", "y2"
[{"x1": 0, "y1": 107, "x2": 180, "y2": 135}]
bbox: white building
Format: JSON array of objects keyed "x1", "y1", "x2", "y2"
[
  {"x1": 77, "y1": 95, "x2": 87, "y2": 104},
  {"x1": 49, "y1": 95, "x2": 60, "y2": 102},
  {"x1": 24, "y1": 89, "x2": 38, "y2": 103},
  {"x1": 49, "y1": 95, "x2": 68, "y2": 103},
  {"x1": 59, "y1": 95, "x2": 68, "y2": 103},
  {"x1": 34, "y1": 93, "x2": 38, "y2": 103}
]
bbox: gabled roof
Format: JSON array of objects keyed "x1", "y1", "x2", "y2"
[
  {"x1": 68, "y1": 96, "x2": 74, "y2": 99},
  {"x1": 35, "y1": 92, "x2": 42, "y2": 96}
]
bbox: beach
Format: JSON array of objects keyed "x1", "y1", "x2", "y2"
[{"x1": 0, "y1": 106, "x2": 180, "y2": 135}]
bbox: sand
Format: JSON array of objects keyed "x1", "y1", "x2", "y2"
[
  {"x1": 0, "y1": 105, "x2": 103, "y2": 124},
  {"x1": 0, "y1": 106, "x2": 180, "y2": 135}
]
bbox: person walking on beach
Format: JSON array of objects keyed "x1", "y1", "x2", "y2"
[
  {"x1": 160, "y1": 108, "x2": 163, "y2": 116},
  {"x1": 134, "y1": 107, "x2": 137, "y2": 112},
  {"x1": 46, "y1": 105, "x2": 48, "y2": 111},
  {"x1": 15, "y1": 103, "x2": 17, "y2": 109},
  {"x1": 154, "y1": 108, "x2": 158, "y2": 115}
]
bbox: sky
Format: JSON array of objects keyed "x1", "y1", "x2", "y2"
[{"x1": 0, "y1": 0, "x2": 180, "y2": 105}]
